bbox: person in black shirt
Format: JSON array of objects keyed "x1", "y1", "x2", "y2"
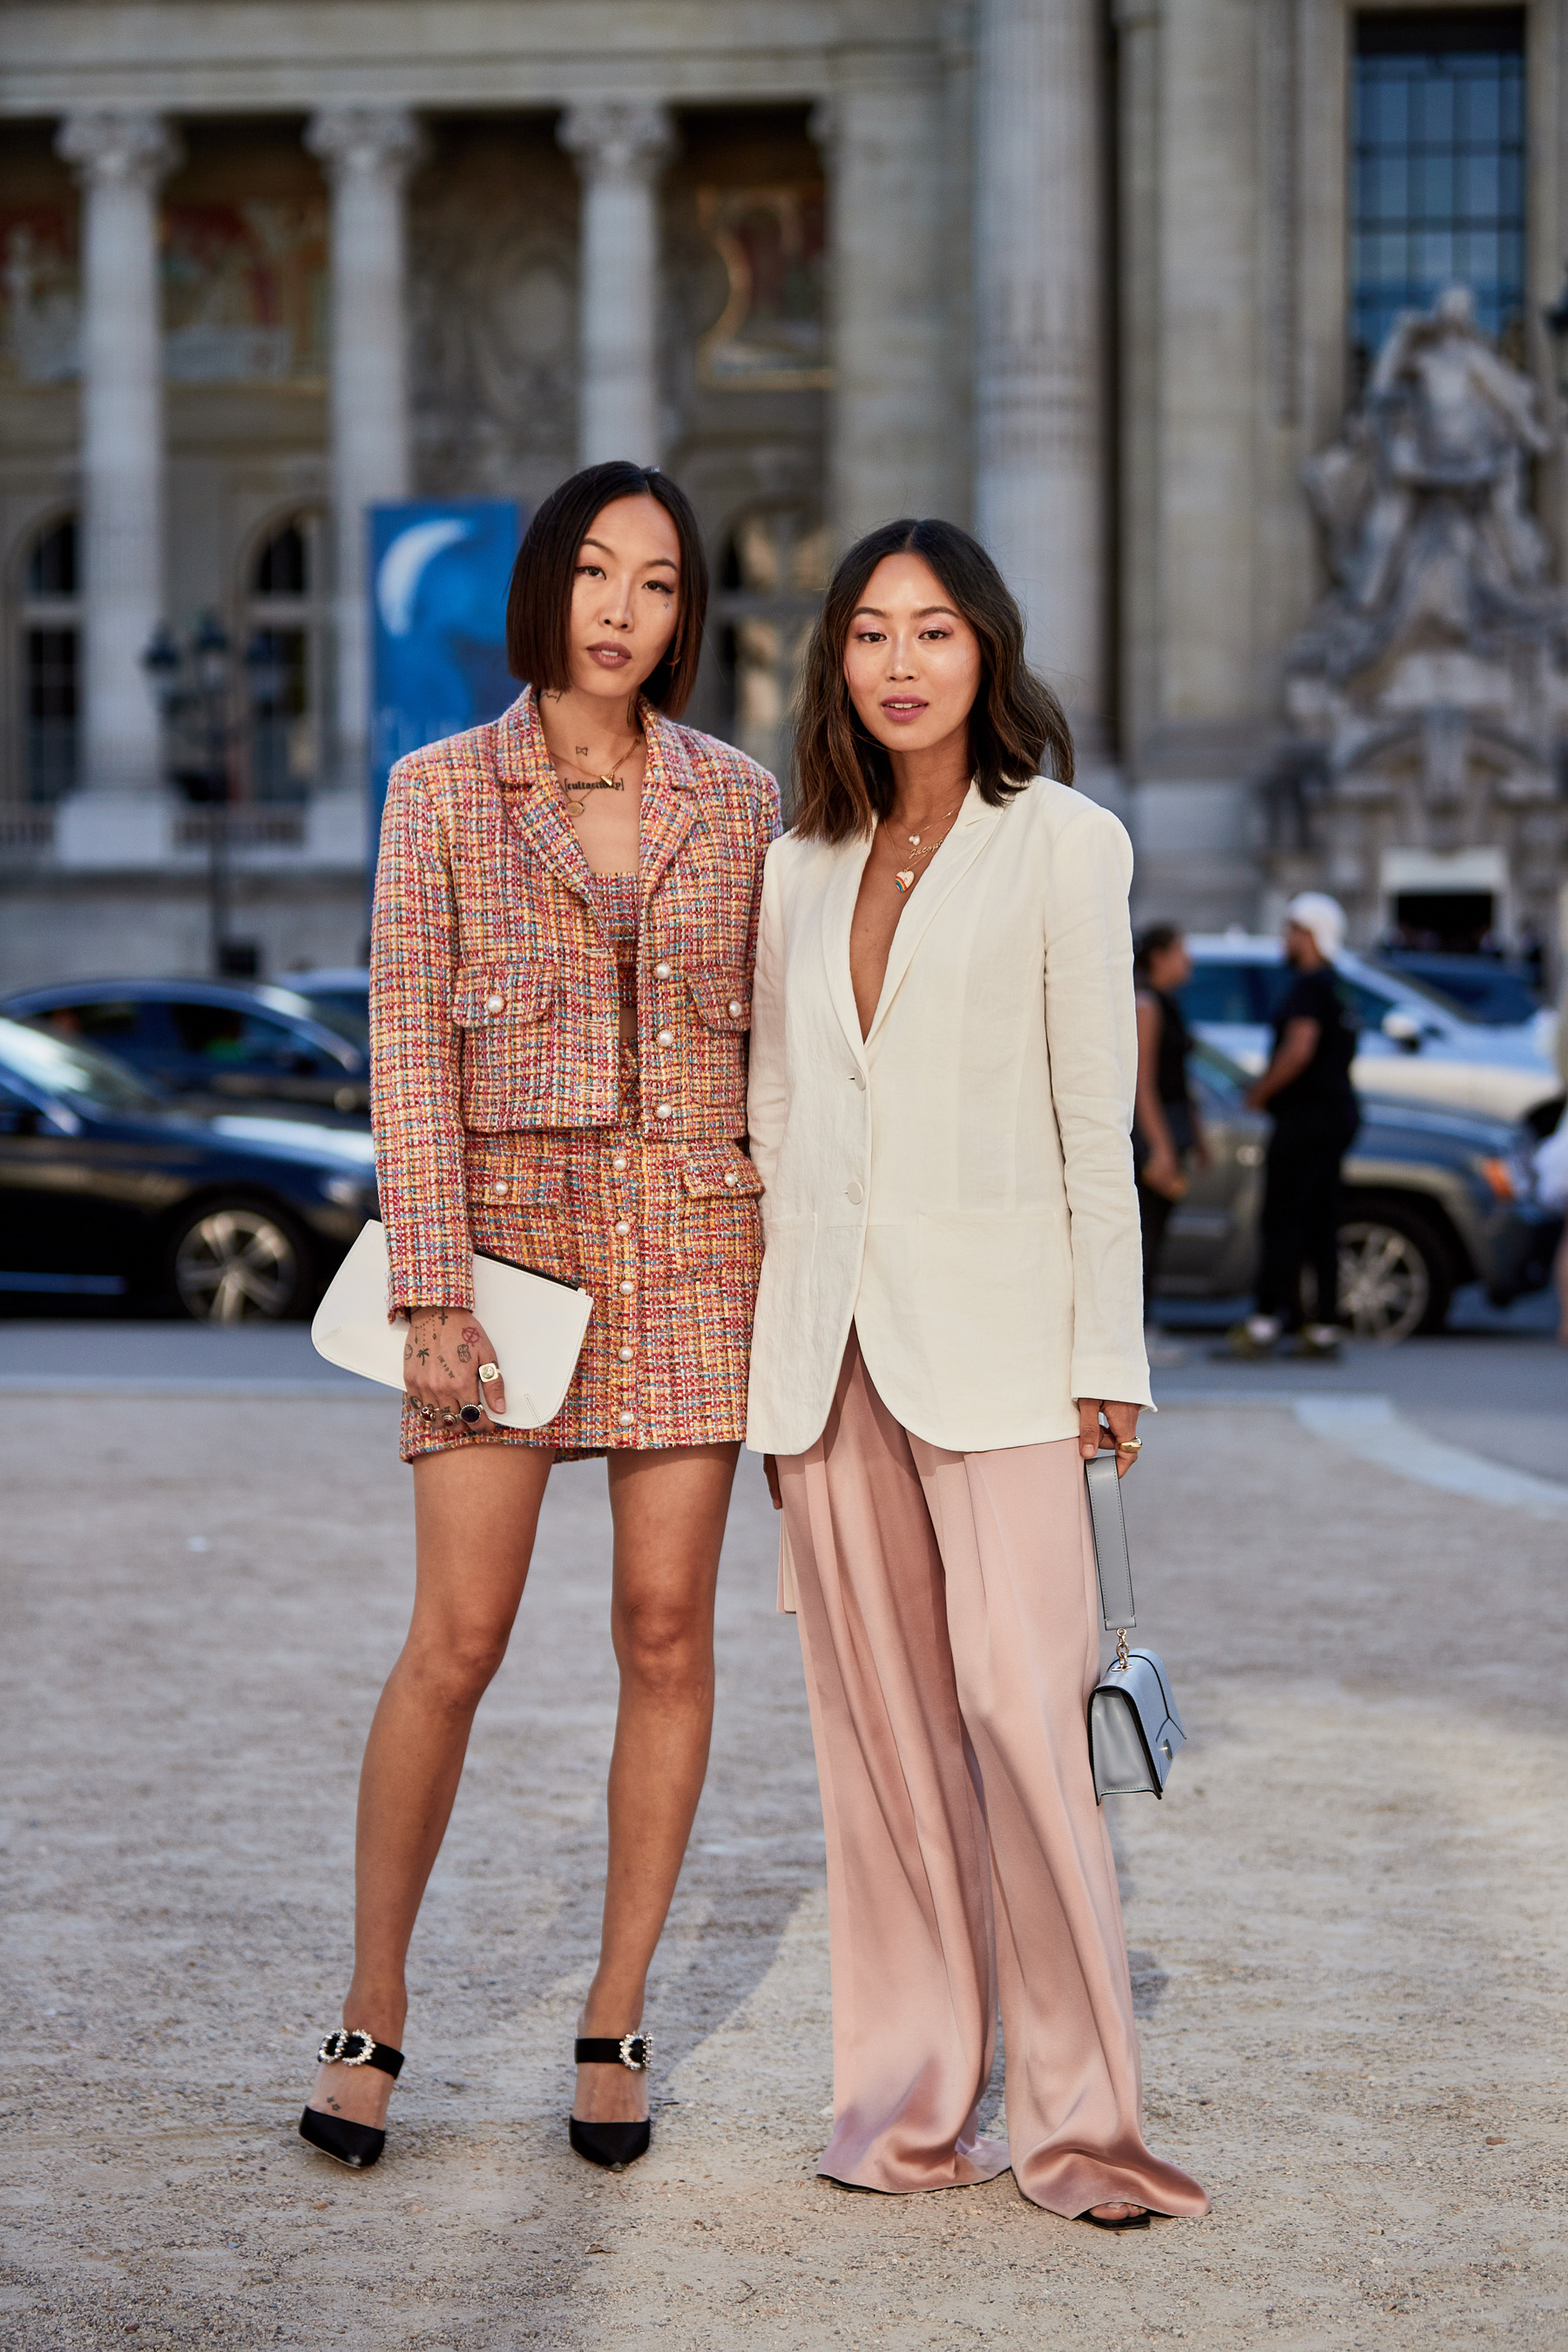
[
  {"x1": 1228, "y1": 893, "x2": 1359, "y2": 1360},
  {"x1": 1133, "y1": 923, "x2": 1208, "y2": 1365}
]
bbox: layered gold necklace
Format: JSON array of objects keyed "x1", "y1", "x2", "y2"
[
  {"x1": 882, "y1": 799, "x2": 962, "y2": 895},
  {"x1": 549, "y1": 732, "x2": 641, "y2": 820}
]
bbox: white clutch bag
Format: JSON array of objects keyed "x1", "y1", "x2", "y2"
[{"x1": 311, "y1": 1220, "x2": 593, "y2": 1430}]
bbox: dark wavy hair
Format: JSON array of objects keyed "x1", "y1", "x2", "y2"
[
  {"x1": 791, "y1": 517, "x2": 1073, "y2": 841},
  {"x1": 505, "y1": 461, "x2": 708, "y2": 719}
]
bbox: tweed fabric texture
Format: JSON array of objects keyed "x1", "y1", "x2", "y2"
[{"x1": 370, "y1": 686, "x2": 779, "y2": 1316}]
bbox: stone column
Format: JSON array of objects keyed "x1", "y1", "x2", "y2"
[
  {"x1": 305, "y1": 107, "x2": 422, "y2": 791},
  {"x1": 56, "y1": 110, "x2": 181, "y2": 803},
  {"x1": 558, "y1": 102, "x2": 673, "y2": 468},
  {"x1": 815, "y1": 71, "x2": 949, "y2": 544},
  {"x1": 972, "y1": 0, "x2": 1108, "y2": 741}
]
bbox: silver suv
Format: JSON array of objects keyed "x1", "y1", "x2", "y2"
[{"x1": 1181, "y1": 935, "x2": 1559, "y2": 1124}]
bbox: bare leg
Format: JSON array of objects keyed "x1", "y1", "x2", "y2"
[
  {"x1": 307, "y1": 1444, "x2": 554, "y2": 2130},
  {"x1": 572, "y1": 1442, "x2": 740, "y2": 2126}
]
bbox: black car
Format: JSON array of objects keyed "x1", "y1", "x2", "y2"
[
  {"x1": 0, "y1": 977, "x2": 369, "y2": 1119},
  {"x1": 0, "y1": 1017, "x2": 379, "y2": 1321}
]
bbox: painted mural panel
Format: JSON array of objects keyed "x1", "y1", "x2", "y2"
[
  {"x1": 162, "y1": 200, "x2": 327, "y2": 382},
  {"x1": 1, "y1": 207, "x2": 79, "y2": 383},
  {"x1": 696, "y1": 186, "x2": 829, "y2": 390}
]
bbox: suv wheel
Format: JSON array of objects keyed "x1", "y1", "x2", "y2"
[
  {"x1": 170, "y1": 1200, "x2": 310, "y2": 1323},
  {"x1": 1335, "y1": 1206, "x2": 1453, "y2": 1343}
]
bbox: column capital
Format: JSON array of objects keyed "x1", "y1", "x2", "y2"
[
  {"x1": 56, "y1": 110, "x2": 182, "y2": 192},
  {"x1": 558, "y1": 100, "x2": 674, "y2": 185},
  {"x1": 305, "y1": 105, "x2": 424, "y2": 186}
]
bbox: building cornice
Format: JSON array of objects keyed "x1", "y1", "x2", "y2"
[{"x1": 0, "y1": 2, "x2": 949, "y2": 116}]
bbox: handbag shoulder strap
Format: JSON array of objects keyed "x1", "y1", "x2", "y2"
[{"x1": 1085, "y1": 1453, "x2": 1137, "y2": 1631}]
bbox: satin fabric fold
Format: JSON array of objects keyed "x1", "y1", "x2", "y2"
[{"x1": 777, "y1": 1332, "x2": 1209, "y2": 2220}]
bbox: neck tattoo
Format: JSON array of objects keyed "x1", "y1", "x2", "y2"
[{"x1": 551, "y1": 732, "x2": 640, "y2": 819}]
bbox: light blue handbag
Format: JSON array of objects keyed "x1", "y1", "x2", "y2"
[{"x1": 1084, "y1": 1453, "x2": 1186, "y2": 1801}]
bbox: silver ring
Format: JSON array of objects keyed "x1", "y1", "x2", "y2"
[
  {"x1": 458, "y1": 1403, "x2": 483, "y2": 1427},
  {"x1": 477, "y1": 1362, "x2": 501, "y2": 1385}
]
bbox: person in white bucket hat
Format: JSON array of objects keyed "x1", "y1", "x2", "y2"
[{"x1": 1228, "y1": 894, "x2": 1360, "y2": 1360}]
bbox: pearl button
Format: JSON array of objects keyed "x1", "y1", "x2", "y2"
[
  {"x1": 728, "y1": 999, "x2": 744, "y2": 1017},
  {"x1": 846, "y1": 1179, "x2": 865, "y2": 1205},
  {"x1": 653, "y1": 960, "x2": 672, "y2": 979},
  {"x1": 618, "y1": 1345, "x2": 633, "y2": 1362},
  {"x1": 618, "y1": 1410, "x2": 635, "y2": 1428},
  {"x1": 615, "y1": 1220, "x2": 631, "y2": 1236},
  {"x1": 618, "y1": 1280, "x2": 634, "y2": 1296},
  {"x1": 612, "y1": 1152, "x2": 627, "y2": 1171},
  {"x1": 723, "y1": 1170, "x2": 739, "y2": 1188},
  {"x1": 493, "y1": 1179, "x2": 509, "y2": 1197},
  {"x1": 485, "y1": 992, "x2": 504, "y2": 1014},
  {"x1": 656, "y1": 1029, "x2": 673, "y2": 1047},
  {"x1": 655, "y1": 1103, "x2": 672, "y2": 1120}
]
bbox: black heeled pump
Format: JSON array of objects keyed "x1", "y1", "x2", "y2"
[
  {"x1": 300, "y1": 2029, "x2": 404, "y2": 2170},
  {"x1": 569, "y1": 2032, "x2": 652, "y2": 2170}
]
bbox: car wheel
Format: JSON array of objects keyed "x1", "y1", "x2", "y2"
[
  {"x1": 170, "y1": 1200, "x2": 311, "y2": 1323},
  {"x1": 1335, "y1": 1208, "x2": 1453, "y2": 1343}
]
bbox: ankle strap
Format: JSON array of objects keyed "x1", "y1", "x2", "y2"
[
  {"x1": 318, "y1": 2028, "x2": 403, "y2": 2079},
  {"x1": 575, "y1": 2033, "x2": 652, "y2": 2072}
]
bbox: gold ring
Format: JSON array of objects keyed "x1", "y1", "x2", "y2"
[{"x1": 1115, "y1": 1437, "x2": 1143, "y2": 1454}]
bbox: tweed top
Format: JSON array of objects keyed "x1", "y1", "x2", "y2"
[
  {"x1": 585, "y1": 871, "x2": 640, "y2": 1010},
  {"x1": 369, "y1": 686, "x2": 780, "y2": 1314}
]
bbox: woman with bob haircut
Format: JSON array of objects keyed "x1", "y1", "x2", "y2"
[
  {"x1": 746, "y1": 517, "x2": 1207, "y2": 2227},
  {"x1": 300, "y1": 460, "x2": 778, "y2": 2176}
]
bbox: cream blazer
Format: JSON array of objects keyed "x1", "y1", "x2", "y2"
[{"x1": 744, "y1": 776, "x2": 1152, "y2": 1456}]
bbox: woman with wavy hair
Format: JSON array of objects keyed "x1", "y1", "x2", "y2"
[
  {"x1": 746, "y1": 518, "x2": 1207, "y2": 2227},
  {"x1": 300, "y1": 461, "x2": 777, "y2": 2175}
]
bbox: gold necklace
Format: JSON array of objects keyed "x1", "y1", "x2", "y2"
[
  {"x1": 883, "y1": 800, "x2": 960, "y2": 895},
  {"x1": 550, "y1": 733, "x2": 641, "y2": 819}
]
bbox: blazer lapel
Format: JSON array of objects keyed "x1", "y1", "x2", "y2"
[
  {"x1": 639, "y1": 712, "x2": 696, "y2": 905},
  {"x1": 864, "y1": 787, "x2": 1006, "y2": 1047},
  {"x1": 493, "y1": 689, "x2": 594, "y2": 902},
  {"x1": 820, "y1": 828, "x2": 875, "y2": 1065}
]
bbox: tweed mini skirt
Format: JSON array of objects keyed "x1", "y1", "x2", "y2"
[{"x1": 399, "y1": 1068, "x2": 763, "y2": 1465}]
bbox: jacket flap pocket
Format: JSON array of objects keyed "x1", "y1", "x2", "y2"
[
  {"x1": 679, "y1": 1141, "x2": 764, "y2": 1200},
  {"x1": 452, "y1": 961, "x2": 556, "y2": 1028},
  {"x1": 464, "y1": 1141, "x2": 568, "y2": 1209},
  {"x1": 683, "y1": 963, "x2": 753, "y2": 1031}
]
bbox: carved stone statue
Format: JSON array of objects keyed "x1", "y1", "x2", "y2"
[{"x1": 1271, "y1": 287, "x2": 1568, "y2": 949}]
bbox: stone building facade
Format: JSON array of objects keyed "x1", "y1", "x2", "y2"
[{"x1": 2, "y1": 0, "x2": 1566, "y2": 985}]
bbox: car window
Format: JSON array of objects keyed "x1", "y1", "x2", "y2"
[
  {"x1": 0, "y1": 1019, "x2": 162, "y2": 1113},
  {"x1": 39, "y1": 998, "x2": 148, "y2": 1047},
  {"x1": 297, "y1": 992, "x2": 368, "y2": 1050},
  {"x1": 1179, "y1": 962, "x2": 1274, "y2": 1024},
  {"x1": 166, "y1": 1001, "x2": 322, "y2": 1067}
]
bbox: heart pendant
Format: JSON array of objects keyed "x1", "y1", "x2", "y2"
[{"x1": 895, "y1": 870, "x2": 916, "y2": 894}]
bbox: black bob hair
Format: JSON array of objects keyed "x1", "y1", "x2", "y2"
[{"x1": 504, "y1": 461, "x2": 709, "y2": 718}]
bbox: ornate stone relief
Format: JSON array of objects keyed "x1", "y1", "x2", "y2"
[
  {"x1": 1273, "y1": 287, "x2": 1568, "y2": 940},
  {"x1": 409, "y1": 137, "x2": 578, "y2": 500}
]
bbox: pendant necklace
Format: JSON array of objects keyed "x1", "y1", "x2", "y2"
[
  {"x1": 551, "y1": 733, "x2": 640, "y2": 820},
  {"x1": 886, "y1": 799, "x2": 961, "y2": 895}
]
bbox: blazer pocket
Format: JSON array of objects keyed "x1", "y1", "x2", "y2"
[
  {"x1": 452, "y1": 959, "x2": 558, "y2": 1131},
  {"x1": 683, "y1": 963, "x2": 754, "y2": 1032},
  {"x1": 463, "y1": 1139, "x2": 579, "y2": 1286}
]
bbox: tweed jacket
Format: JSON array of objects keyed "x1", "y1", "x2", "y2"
[
  {"x1": 370, "y1": 686, "x2": 780, "y2": 1312},
  {"x1": 745, "y1": 779, "x2": 1153, "y2": 1456}
]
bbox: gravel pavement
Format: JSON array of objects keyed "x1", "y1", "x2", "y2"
[{"x1": 3, "y1": 1366, "x2": 1565, "y2": 2349}]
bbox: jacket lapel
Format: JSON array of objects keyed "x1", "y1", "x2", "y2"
[
  {"x1": 864, "y1": 787, "x2": 1006, "y2": 1047},
  {"x1": 639, "y1": 711, "x2": 696, "y2": 906},
  {"x1": 820, "y1": 828, "x2": 876, "y2": 1064},
  {"x1": 493, "y1": 689, "x2": 594, "y2": 902}
]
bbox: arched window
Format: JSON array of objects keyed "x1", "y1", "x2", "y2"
[
  {"x1": 17, "y1": 514, "x2": 81, "y2": 802},
  {"x1": 712, "y1": 504, "x2": 828, "y2": 803},
  {"x1": 245, "y1": 510, "x2": 325, "y2": 800}
]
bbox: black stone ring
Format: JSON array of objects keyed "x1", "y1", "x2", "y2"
[{"x1": 458, "y1": 1403, "x2": 483, "y2": 1427}]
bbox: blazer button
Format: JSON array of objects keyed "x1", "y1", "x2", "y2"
[
  {"x1": 614, "y1": 1220, "x2": 631, "y2": 1236},
  {"x1": 485, "y1": 992, "x2": 504, "y2": 1014},
  {"x1": 656, "y1": 1029, "x2": 674, "y2": 1047},
  {"x1": 846, "y1": 1179, "x2": 865, "y2": 1205},
  {"x1": 618, "y1": 1345, "x2": 633, "y2": 1362},
  {"x1": 727, "y1": 999, "x2": 744, "y2": 1017},
  {"x1": 655, "y1": 1103, "x2": 672, "y2": 1120},
  {"x1": 723, "y1": 1169, "x2": 739, "y2": 1188},
  {"x1": 618, "y1": 1279, "x2": 634, "y2": 1296},
  {"x1": 493, "y1": 1179, "x2": 509, "y2": 1198},
  {"x1": 612, "y1": 1152, "x2": 627, "y2": 1171},
  {"x1": 652, "y1": 960, "x2": 672, "y2": 979},
  {"x1": 618, "y1": 1409, "x2": 635, "y2": 1429}
]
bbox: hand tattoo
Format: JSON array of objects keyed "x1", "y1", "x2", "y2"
[
  {"x1": 462, "y1": 1325, "x2": 483, "y2": 1345},
  {"x1": 456, "y1": 1343, "x2": 471, "y2": 1362},
  {"x1": 416, "y1": 1346, "x2": 429, "y2": 1365}
]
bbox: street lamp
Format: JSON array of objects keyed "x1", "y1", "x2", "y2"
[
  {"x1": 1542, "y1": 262, "x2": 1568, "y2": 416},
  {"x1": 140, "y1": 610, "x2": 244, "y2": 977}
]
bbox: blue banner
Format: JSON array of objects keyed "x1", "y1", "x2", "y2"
[{"x1": 368, "y1": 498, "x2": 522, "y2": 881}]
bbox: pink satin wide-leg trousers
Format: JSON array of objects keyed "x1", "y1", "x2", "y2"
[{"x1": 777, "y1": 1333, "x2": 1208, "y2": 2220}]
